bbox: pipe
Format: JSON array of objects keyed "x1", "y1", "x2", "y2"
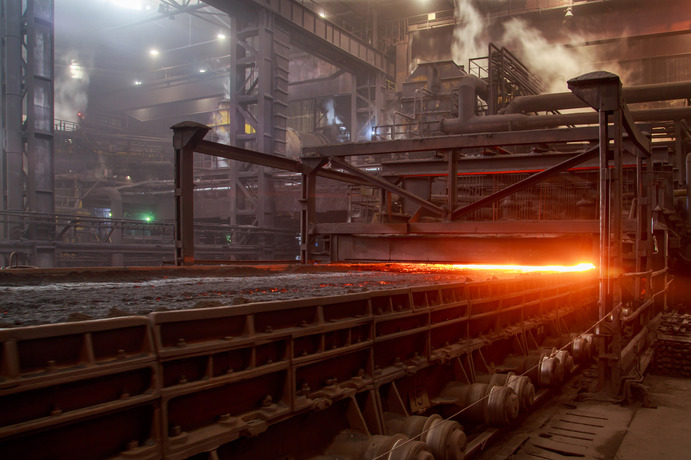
[
  {"x1": 440, "y1": 107, "x2": 691, "y2": 134},
  {"x1": 457, "y1": 76, "x2": 489, "y2": 121},
  {"x1": 504, "y1": 80, "x2": 691, "y2": 114}
]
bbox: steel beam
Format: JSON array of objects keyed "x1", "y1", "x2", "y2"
[
  {"x1": 205, "y1": 0, "x2": 393, "y2": 76},
  {"x1": 24, "y1": 0, "x2": 55, "y2": 267},
  {"x1": 328, "y1": 156, "x2": 446, "y2": 217},
  {"x1": 568, "y1": 71, "x2": 627, "y2": 395},
  {"x1": 195, "y1": 139, "x2": 369, "y2": 186},
  {"x1": 379, "y1": 150, "x2": 643, "y2": 178},
  {"x1": 1, "y1": 0, "x2": 24, "y2": 244},
  {"x1": 315, "y1": 220, "x2": 600, "y2": 235},
  {"x1": 450, "y1": 146, "x2": 599, "y2": 221},
  {"x1": 172, "y1": 122, "x2": 210, "y2": 266},
  {"x1": 304, "y1": 126, "x2": 601, "y2": 157}
]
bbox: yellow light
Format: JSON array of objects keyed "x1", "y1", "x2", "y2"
[
  {"x1": 384, "y1": 262, "x2": 596, "y2": 274},
  {"x1": 446, "y1": 262, "x2": 595, "y2": 273},
  {"x1": 149, "y1": 48, "x2": 159, "y2": 56}
]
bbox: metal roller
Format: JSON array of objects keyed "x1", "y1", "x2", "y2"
[
  {"x1": 487, "y1": 372, "x2": 535, "y2": 411},
  {"x1": 387, "y1": 414, "x2": 466, "y2": 460},
  {"x1": 440, "y1": 382, "x2": 520, "y2": 426},
  {"x1": 325, "y1": 430, "x2": 434, "y2": 460}
]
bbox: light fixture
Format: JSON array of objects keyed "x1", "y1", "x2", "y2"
[
  {"x1": 199, "y1": 68, "x2": 207, "y2": 73},
  {"x1": 565, "y1": 6, "x2": 573, "y2": 17},
  {"x1": 217, "y1": 32, "x2": 226, "y2": 39},
  {"x1": 149, "y1": 48, "x2": 159, "y2": 56},
  {"x1": 318, "y1": 10, "x2": 326, "y2": 18},
  {"x1": 428, "y1": 12, "x2": 436, "y2": 21},
  {"x1": 134, "y1": 80, "x2": 142, "y2": 86}
]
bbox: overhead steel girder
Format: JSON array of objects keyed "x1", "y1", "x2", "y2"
[
  {"x1": 314, "y1": 220, "x2": 601, "y2": 235},
  {"x1": 92, "y1": 78, "x2": 227, "y2": 122},
  {"x1": 328, "y1": 156, "x2": 446, "y2": 217},
  {"x1": 304, "y1": 126, "x2": 601, "y2": 158},
  {"x1": 194, "y1": 139, "x2": 369, "y2": 186},
  {"x1": 379, "y1": 149, "x2": 644, "y2": 177},
  {"x1": 204, "y1": 0, "x2": 394, "y2": 77},
  {"x1": 451, "y1": 146, "x2": 599, "y2": 220}
]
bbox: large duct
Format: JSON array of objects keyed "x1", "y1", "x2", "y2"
[
  {"x1": 285, "y1": 128, "x2": 331, "y2": 159},
  {"x1": 441, "y1": 79, "x2": 691, "y2": 134},
  {"x1": 457, "y1": 75, "x2": 489, "y2": 121},
  {"x1": 504, "y1": 81, "x2": 691, "y2": 114},
  {"x1": 441, "y1": 106, "x2": 691, "y2": 134}
]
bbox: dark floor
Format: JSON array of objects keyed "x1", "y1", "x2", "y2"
[{"x1": 480, "y1": 373, "x2": 691, "y2": 460}]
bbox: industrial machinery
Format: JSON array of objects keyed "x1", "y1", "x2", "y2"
[
  {"x1": 1, "y1": 270, "x2": 611, "y2": 459},
  {"x1": 4, "y1": 67, "x2": 676, "y2": 457}
]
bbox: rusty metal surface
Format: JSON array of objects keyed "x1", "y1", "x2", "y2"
[{"x1": 0, "y1": 272, "x2": 599, "y2": 459}]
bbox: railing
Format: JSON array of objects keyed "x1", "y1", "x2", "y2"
[{"x1": 0, "y1": 211, "x2": 299, "y2": 266}]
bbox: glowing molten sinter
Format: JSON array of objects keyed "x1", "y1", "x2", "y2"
[{"x1": 441, "y1": 262, "x2": 596, "y2": 273}]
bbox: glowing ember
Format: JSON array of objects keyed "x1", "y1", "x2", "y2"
[{"x1": 436, "y1": 262, "x2": 596, "y2": 273}]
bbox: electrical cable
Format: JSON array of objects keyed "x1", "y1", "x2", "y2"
[{"x1": 372, "y1": 301, "x2": 624, "y2": 460}]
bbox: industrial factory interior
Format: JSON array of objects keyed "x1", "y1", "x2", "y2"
[{"x1": 1, "y1": 0, "x2": 691, "y2": 458}]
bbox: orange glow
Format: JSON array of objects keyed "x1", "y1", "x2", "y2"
[
  {"x1": 436, "y1": 262, "x2": 596, "y2": 273},
  {"x1": 380, "y1": 262, "x2": 597, "y2": 274}
]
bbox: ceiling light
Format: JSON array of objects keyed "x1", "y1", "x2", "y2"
[
  {"x1": 565, "y1": 7, "x2": 573, "y2": 17},
  {"x1": 428, "y1": 12, "x2": 436, "y2": 21},
  {"x1": 149, "y1": 48, "x2": 159, "y2": 56},
  {"x1": 217, "y1": 32, "x2": 226, "y2": 39},
  {"x1": 199, "y1": 68, "x2": 207, "y2": 73},
  {"x1": 134, "y1": 80, "x2": 142, "y2": 86},
  {"x1": 318, "y1": 10, "x2": 326, "y2": 18}
]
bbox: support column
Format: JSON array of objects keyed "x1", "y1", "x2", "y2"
[
  {"x1": 446, "y1": 150, "x2": 458, "y2": 220},
  {"x1": 24, "y1": 0, "x2": 56, "y2": 267},
  {"x1": 172, "y1": 122, "x2": 210, "y2": 266},
  {"x1": 300, "y1": 157, "x2": 327, "y2": 264},
  {"x1": 1, "y1": 0, "x2": 25, "y2": 244},
  {"x1": 568, "y1": 71, "x2": 624, "y2": 394}
]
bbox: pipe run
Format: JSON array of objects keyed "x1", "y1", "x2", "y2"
[
  {"x1": 440, "y1": 107, "x2": 691, "y2": 135},
  {"x1": 503, "y1": 80, "x2": 691, "y2": 114}
]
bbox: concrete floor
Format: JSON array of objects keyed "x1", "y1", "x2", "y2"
[
  {"x1": 615, "y1": 375, "x2": 691, "y2": 460},
  {"x1": 482, "y1": 373, "x2": 691, "y2": 460}
]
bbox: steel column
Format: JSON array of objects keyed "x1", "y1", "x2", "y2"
[
  {"x1": 24, "y1": 0, "x2": 55, "y2": 267},
  {"x1": 0, "y1": 0, "x2": 24, "y2": 246},
  {"x1": 172, "y1": 122, "x2": 210, "y2": 266},
  {"x1": 568, "y1": 71, "x2": 625, "y2": 394},
  {"x1": 299, "y1": 158, "x2": 326, "y2": 263}
]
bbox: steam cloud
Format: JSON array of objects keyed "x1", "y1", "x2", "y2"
[
  {"x1": 323, "y1": 98, "x2": 342, "y2": 126},
  {"x1": 55, "y1": 54, "x2": 90, "y2": 122},
  {"x1": 451, "y1": 0, "x2": 488, "y2": 67},
  {"x1": 501, "y1": 18, "x2": 632, "y2": 93},
  {"x1": 451, "y1": 0, "x2": 632, "y2": 93}
]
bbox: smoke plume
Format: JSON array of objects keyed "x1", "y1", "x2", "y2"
[
  {"x1": 55, "y1": 54, "x2": 90, "y2": 122},
  {"x1": 501, "y1": 18, "x2": 632, "y2": 93},
  {"x1": 451, "y1": 0, "x2": 488, "y2": 67},
  {"x1": 450, "y1": 1, "x2": 632, "y2": 93}
]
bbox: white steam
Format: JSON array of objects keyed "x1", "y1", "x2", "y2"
[
  {"x1": 451, "y1": 0, "x2": 488, "y2": 67},
  {"x1": 55, "y1": 55, "x2": 89, "y2": 122},
  {"x1": 450, "y1": 1, "x2": 632, "y2": 93},
  {"x1": 323, "y1": 98, "x2": 342, "y2": 125},
  {"x1": 501, "y1": 18, "x2": 631, "y2": 93},
  {"x1": 210, "y1": 78, "x2": 231, "y2": 147}
]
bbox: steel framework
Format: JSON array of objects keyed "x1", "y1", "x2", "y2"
[{"x1": 0, "y1": 0, "x2": 55, "y2": 267}]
